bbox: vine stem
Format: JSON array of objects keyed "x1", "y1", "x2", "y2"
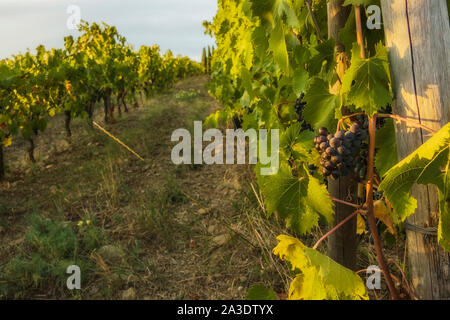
[
  {"x1": 355, "y1": 6, "x2": 366, "y2": 59},
  {"x1": 337, "y1": 112, "x2": 365, "y2": 131},
  {"x1": 305, "y1": 0, "x2": 324, "y2": 42},
  {"x1": 330, "y1": 196, "x2": 364, "y2": 209},
  {"x1": 387, "y1": 259, "x2": 419, "y2": 300},
  {"x1": 378, "y1": 113, "x2": 437, "y2": 133},
  {"x1": 366, "y1": 116, "x2": 399, "y2": 300},
  {"x1": 313, "y1": 208, "x2": 362, "y2": 250}
]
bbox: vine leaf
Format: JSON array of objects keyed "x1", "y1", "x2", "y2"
[
  {"x1": 257, "y1": 162, "x2": 334, "y2": 235},
  {"x1": 303, "y1": 77, "x2": 339, "y2": 131},
  {"x1": 357, "y1": 213, "x2": 367, "y2": 235},
  {"x1": 292, "y1": 67, "x2": 309, "y2": 95},
  {"x1": 204, "y1": 108, "x2": 232, "y2": 128},
  {"x1": 341, "y1": 43, "x2": 392, "y2": 116},
  {"x1": 379, "y1": 123, "x2": 450, "y2": 251},
  {"x1": 308, "y1": 38, "x2": 336, "y2": 76},
  {"x1": 273, "y1": 235, "x2": 369, "y2": 300},
  {"x1": 440, "y1": 161, "x2": 450, "y2": 252},
  {"x1": 375, "y1": 119, "x2": 398, "y2": 177},
  {"x1": 247, "y1": 285, "x2": 278, "y2": 300},
  {"x1": 280, "y1": 123, "x2": 315, "y2": 162},
  {"x1": 269, "y1": 23, "x2": 289, "y2": 74},
  {"x1": 373, "y1": 200, "x2": 396, "y2": 235}
]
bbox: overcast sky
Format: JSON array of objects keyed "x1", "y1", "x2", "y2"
[{"x1": 0, "y1": 0, "x2": 217, "y2": 62}]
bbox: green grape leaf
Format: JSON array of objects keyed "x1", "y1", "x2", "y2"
[
  {"x1": 293, "y1": 46, "x2": 311, "y2": 66},
  {"x1": 258, "y1": 162, "x2": 334, "y2": 234},
  {"x1": 341, "y1": 43, "x2": 392, "y2": 116},
  {"x1": 269, "y1": 23, "x2": 290, "y2": 74},
  {"x1": 204, "y1": 109, "x2": 232, "y2": 128},
  {"x1": 280, "y1": 123, "x2": 315, "y2": 161},
  {"x1": 242, "y1": 111, "x2": 259, "y2": 130},
  {"x1": 303, "y1": 77, "x2": 340, "y2": 131},
  {"x1": 375, "y1": 119, "x2": 398, "y2": 177},
  {"x1": 292, "y1": 67, "x2": 309, "y2": 95},
  {"x1": 439, "y1": 166, "x2": 450, "y2": 251},
  {"x1": 338, "y1": 7, "x2": 356, "y2": 54},
  {"x1": 308, "y1": 38, "x2": 336, "y2": 76},
  {"x1": 247, "y1": 285, "x2": 278, "y2": 300},
  {"x1": 379, "y1": 123, "x2": 450, "y2": 251},
  {"x1": 274, "y1": 235, "x2": 369, "y2": 300}
]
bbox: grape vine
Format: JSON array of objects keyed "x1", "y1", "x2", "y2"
[
  {"x1": 0, "y1": 21, "x2": 202, "y2": 176},
  {"x1": 204, "y1": 0, "x2": 449, "y2": 300}
]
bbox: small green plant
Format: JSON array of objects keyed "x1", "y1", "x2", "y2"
[
  {"x1": 0, "y1": 214, "x2": 95, "y2": 298},
  {"x1": 174, "y1": 89, "x2": 200, "y2": 101},
  {"x1": 76, "y1": 217, "x2": 107, "y2": 252}
]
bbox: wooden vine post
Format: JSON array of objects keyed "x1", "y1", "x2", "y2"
[
  {"x1": 381, "y1": 0, "x2": 450, "y2": 299},
  {"x1": 326, "y1": 0, "x2": 358, "y2": 271}
]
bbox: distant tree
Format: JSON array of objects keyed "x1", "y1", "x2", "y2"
[
  {"x1": 207, "y1": 46, "x2": 212, "y2": 74},
  {"x1": 202, "y1": 47, "x2": 207, "y2": 74}
]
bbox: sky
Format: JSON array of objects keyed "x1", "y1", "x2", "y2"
[{"x1": 0, "y1": 0, "x2": 217, "y2": 62}]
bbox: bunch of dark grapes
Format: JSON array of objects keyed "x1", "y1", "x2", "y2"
[
  {"x1": 232, "y1": 114, "x2": 242, "y2": 129},
  {"x1": 377, "y1": 104, "x2": 392, "y2": 129},
  {"x1": 314, "y1": 123, "x2": 369, "y2": 179},
  {"x1": 354, "y1": 143, "x2": 368, "y2": 180},
  {"x1": 308, "y1": 164, "x2": 318, "y2": 176},
  {"x1": 295, "y1": 93, "x2": 313, "y2": 132},
  {"x1": 352, "y1": 115, "x2": 369, "y2": 180}
]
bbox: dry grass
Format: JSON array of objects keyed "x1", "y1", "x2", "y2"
[{"x1": 0, "y1": 76, "x2": 292, "y2": 300}]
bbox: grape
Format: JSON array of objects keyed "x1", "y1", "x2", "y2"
[
  {"x1": 320, "y1": 142, "x2": 328, "y2": 151},
  {"x1": 319, "y1": 127, "x2": 328, "y2": 136},
  {"x1": 345, "y1": 131, "x2": 356, "y2": 140},
  {"x1": 377, "y1": 104, "x2": 392, "y2": 129},
  {"x1": 308, "y1": 164, "x2": 318, "y2": 176},
  {"x1": 352, "y1": 139, "x2": 362, "y2": 148},
  {"x1": 325, "y1": 147, "x2": 336, "y2": 156},
  {"x1": 357, "y1": 130, "x2": 368, "y2": 141},
  {"x1": 294, "y1": 93, "x2": 313, "y2": 132},
  {"x1": 332, "y1": 170, "x2": 341, "y2": 179},
  {"x1": 343, "y1": 139, "x2": 352, "y2": 148},
  {"x1": 331, "y1": 155, "x2": 342, "y2": 164},
  {"x1": 335, "y1": 130, "x2": 346, "y2": 139},
  {"x1": 324, "y1": 161, "x2": 334, "y2": 171},
  {"x1": 350, "y1": 124, "x2": 360, "y2": 134},
  {"x1": 329, "y1": 138, "x2": 342, "y2": 148}
]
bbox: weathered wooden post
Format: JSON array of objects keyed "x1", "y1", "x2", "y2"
[
  {"x1": 381, "y1": 0, "x2": 450, "y2": 299},
  {"x1": 327, "y1": 0, "x2": 358, "y2": 271}
]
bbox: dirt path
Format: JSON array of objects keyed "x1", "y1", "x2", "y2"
[{"x1": 0, "y1": 76, "x2": 289, "y2": 299}]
